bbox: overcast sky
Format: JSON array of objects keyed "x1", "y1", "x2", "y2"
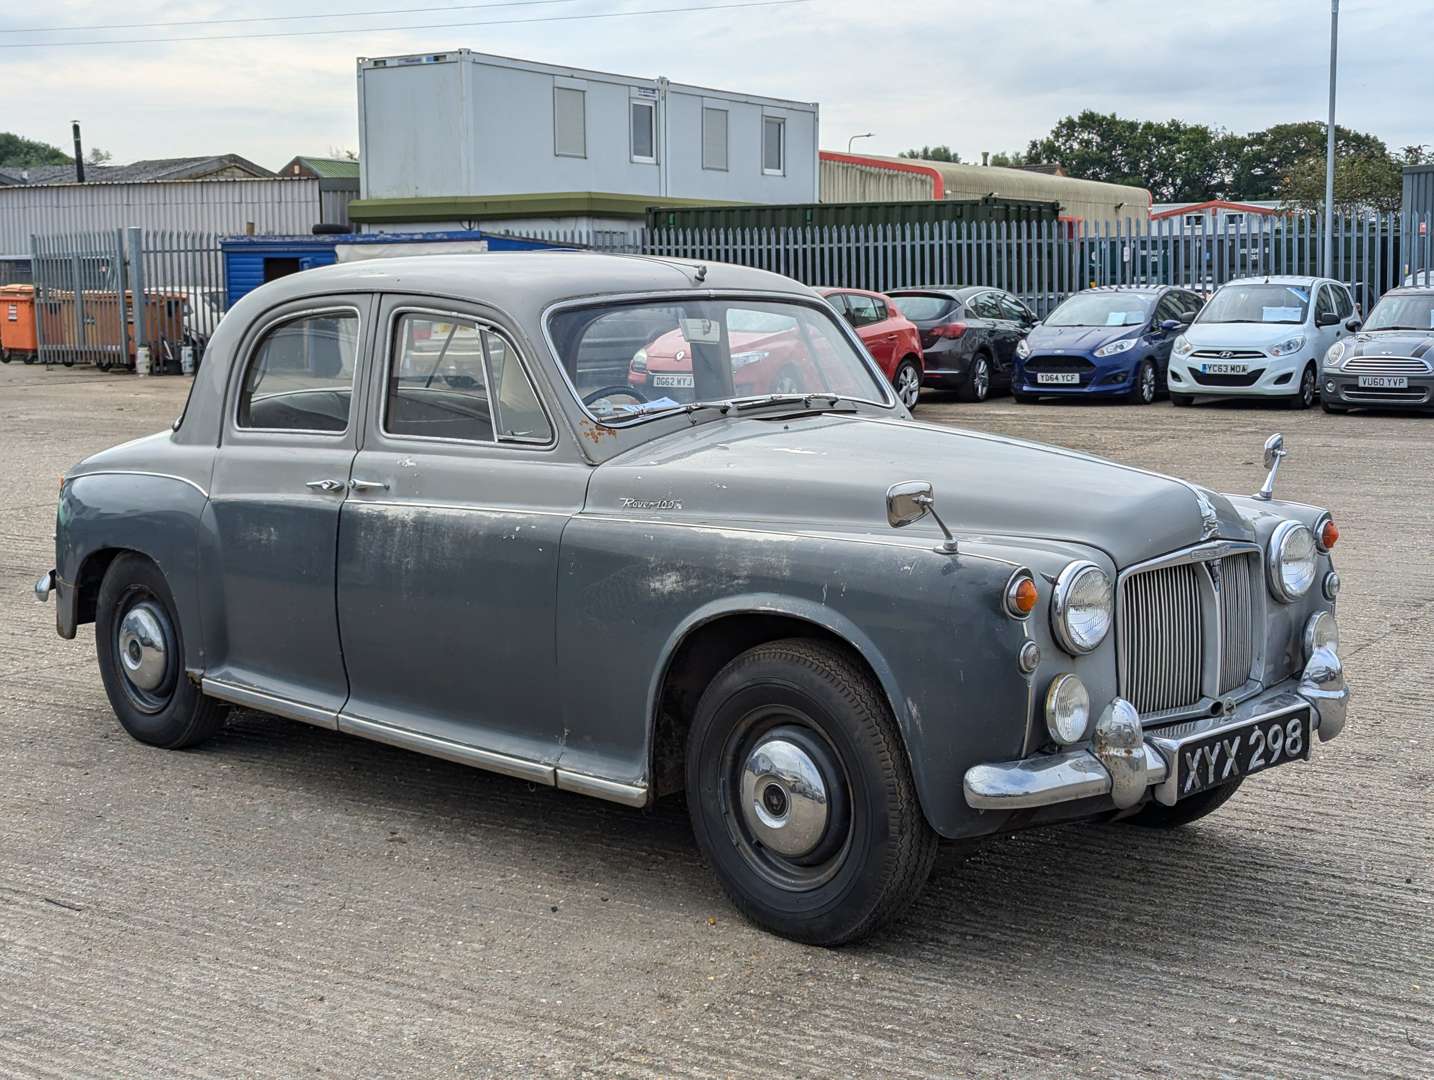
[{"x1": 4, "y1": 0, "x2": 1431, "y2": 170}]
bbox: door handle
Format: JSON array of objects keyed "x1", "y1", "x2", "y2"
[
  {"x1": 305, "y1": 478, "x2": 346, "y2": 493},
  {"x1": 348, "y1": 478, "x2": 389, "y2": 492}
]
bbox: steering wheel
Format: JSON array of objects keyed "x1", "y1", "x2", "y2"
[{"x1": 583, "y1": 385, "x2": 649, "y2": 407}]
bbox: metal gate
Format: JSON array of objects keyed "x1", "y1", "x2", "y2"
[{"x1": 29, "y1": 227, "x2": 224, "y2": 371}]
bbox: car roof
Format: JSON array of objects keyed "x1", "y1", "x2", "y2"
[
  {"x1": 1383, "y1": 285, "x2": 1434, "y2": 297},
  {"x1": 1077, "y1": 284, "x2": 1171, "y2": 295},
  {"x1": 1223, "y1": 275, "x2": 1332, "y2": 287},
  {"x1": 888, "y1": 286, "x2": 999, "y2": 299},
  {"x1": 818, "y1": 286, "x2": 889, "y2": 300}
]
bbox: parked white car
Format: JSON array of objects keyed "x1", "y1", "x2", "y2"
[{"x1": 1167, "y1": 276, "x2": 1357, "y2": 408}]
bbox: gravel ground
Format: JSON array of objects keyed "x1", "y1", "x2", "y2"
[{"x1": 1, "y1": 362, "x2": 1430, "y2": 1079}]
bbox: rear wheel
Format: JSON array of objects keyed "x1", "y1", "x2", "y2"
[
  {"x1": 96, "y1": 553, "x2": 227, "y2": 749},
  {"x1": 685, "y1": 639, "x2": 937, "y2": 946},
  {"x1": 956, "y1": 353, "x2": 991, "y2": 403},
  {"x1": 1126, "y1": 358, "x2": 1157, "y2": 404},
  {"x1": 1122, "y1": 779, "x2": 1244, "y2": 828},
  {"x1": 892, "y1": 357, "x2": 922, "y2": 410},
  {"x1": 1170, "y1": 392, "x2": 1193, "y2": 407},
  {"x1": 1286, "y1": 364, "x2": 1317, "y2": 409}
]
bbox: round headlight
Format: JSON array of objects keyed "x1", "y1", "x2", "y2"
[
  {"x1": 1045, "y1": 673, "x2": 1091, "y2": 745},
  {"x1": 1303, "y1": 610, "x2": 1339, "y2": 660},
  {"x1": 1267, "y1": 521, "x2": 1317, "y2": 603},
  {"x1": 1051, "y1": 561, "x2": 1113, "y2": 654}
]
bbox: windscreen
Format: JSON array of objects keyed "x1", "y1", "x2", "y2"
[
  {"x1": 1198, "y1": 283, "x2": 1310, "y2": 324},
  {"x1": 1044, "y1": 293, "x2": 1151, "y2": 327},
  {"x1": 548, "y1": 298, "x2": 889, "y2": 422},
  {"x1": 1361, "y1": 292, "x2": 1434, "y2": 332}
]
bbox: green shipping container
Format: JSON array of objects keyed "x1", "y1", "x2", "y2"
[{"x1": 645, "y1": 196, "x2": 1060, "y2": 232}]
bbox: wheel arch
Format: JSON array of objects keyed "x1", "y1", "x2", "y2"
[{"x1": 646, "y1": 597, "x2": 911, "y2": 802}]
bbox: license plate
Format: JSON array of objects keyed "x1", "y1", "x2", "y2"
[
  {"x1": 1201, "y1": 362, "x2": 1249, "y2": 375},
  {"x1": 1357, "y1": 375, "x2": 1408, "y2": 389},
  {"x1": 1176, "y1": 710, "x2": 1311, "y2": 801},
  {"x1": 651, "y1": 373, "x2": 695, "y2": 388},
  {"x1": 1036, "y1": 372, "x2": 1080, "y2": 385}
]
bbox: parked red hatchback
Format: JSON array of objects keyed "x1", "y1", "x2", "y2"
[{"x1": 819, "y1": 288, "x2": 925, "y2": 409}]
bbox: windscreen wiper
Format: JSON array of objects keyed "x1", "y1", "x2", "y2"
[{"x1": 730, "y1": 393, "x2": 857, "y2": 413}]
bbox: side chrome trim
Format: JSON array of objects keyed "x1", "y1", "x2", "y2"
[
  {"x1": 555, "y1": 770, "x2": 649, "y2": 807},
  {"x1": 201, "y1": 678, "x2": 339, "y2": 731},
  {"x1": 68, "y1": 470, "x2": 210, "y2": 499},
  {"x1": 350, "y1": 499, "x2": 572, "y2": 519},
  {"x1": 337, "y1": 713, "x2": 557, "y2": 785}
]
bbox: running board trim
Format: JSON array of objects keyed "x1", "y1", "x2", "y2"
[
  {"x1": 201, "y1": 677, "x2": 339, "y2": 731},
  {"x1": 338, "y1": 713, "x2": 555, "y2": 786}
]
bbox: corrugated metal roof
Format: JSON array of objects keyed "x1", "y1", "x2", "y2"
[
  {"x1": 820, "y1": 153, "x2": 1152, "y2": 227},
  {"x1": 0, "y1": 154, "x2": 273, "y2": 187},
  {"x1": 283, "y1": 156, "x2": 362, "y2": 179}
]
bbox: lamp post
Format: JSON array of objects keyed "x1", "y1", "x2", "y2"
[
  {"x1": 847, "y1": 133, "x2": 873, "y2": 154},
  {"x1": 1323, "y1": 0, "x2": 1338, "y2": 277}
]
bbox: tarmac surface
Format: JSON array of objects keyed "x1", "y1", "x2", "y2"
[{"x1": 1, "y1": 361, "x2": 1430, "y2": 1078}]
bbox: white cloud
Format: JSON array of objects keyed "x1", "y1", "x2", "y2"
[{"x1": 2, "y1": 0, "x2": 1428, "y2": 169}]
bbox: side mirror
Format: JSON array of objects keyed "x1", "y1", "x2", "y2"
[
  {"x1": 1263, "y1": 432, "x2": 1285, "y2": 469},
  {"x1": 1316, "y1": 311, "x2": 1340, "y2": 327},
  {"x1": 1179, "y1": 310, "x2": 1196, "y2": 325},
  {"x1": 885, "y1": 481, "x2": 958, "y2": 554},
  {"x1": 1159, "y1": 319, "x2": 1180, "y2": 333},
  {"x1": 886, "y1": 480, "x2": 933, "y2": 528},
  {"x1": 1345, "y1": 318, "x2": 1362, "y2": 333}
]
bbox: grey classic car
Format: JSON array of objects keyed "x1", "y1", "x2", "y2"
[
  {"x1": 1322, "y1": 284, "x2": 1434, "y2": 412},
  {"x1": 36, "y1": 253, "x2": 1349, "y2": 945}
]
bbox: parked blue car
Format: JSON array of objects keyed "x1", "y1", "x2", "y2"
[{"x1": 1013, "y1": 285, "x2": 1204, "y2": 404}]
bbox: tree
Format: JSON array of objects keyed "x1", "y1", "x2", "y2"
[
  {"x1": 1228, "y1": 121, "x2": 1389, "y2": 200},
  {"x1": 1278, "y1": 150, "x2": 1404, "y2": 214},
  {"x1": 899, "y1": 145, "x2": 960, "y2": 163},
  {"x1": 0, "y1": 132, "x2": 70, "y2": 167},
  {"x1": 328, "y1": 145, "x2": 359, "y2": 162},
  {"x1": 1024, "y1": 111, "x2": 1231, "y2": 202},
  {"x1": 987, "y1": 150, "x2": 1029, "y2": 168},
  {"x1": 86, "y1": 147, "x2": 113, "y2": 165}
]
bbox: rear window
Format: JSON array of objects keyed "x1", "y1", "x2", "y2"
[{"x1": 890, "y1": 294, "x2": 955, "y2": 321}]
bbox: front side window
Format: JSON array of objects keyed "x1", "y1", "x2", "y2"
[
  {"x1": 1315, "y1": 286, "x2": 1337, "y2": 322},
  {"x1": 1045, "y1": 292, "x2": 1151, "y2": 327},
  {"x1": 237, "y1": 311, "x2": 360, "y2": 432},
  {"x1": 548, "y1": 298, "x2": 889, "y2": 422},
  {"x1": 554, "y1": 86, "x2": 586, "y2": 158},
  {"x1": 1197, "y1": 283, "x2": 1310, "y2": 325},
  {"x1": 762, "y1": 116, "x2": 785, "y2": 175},
  {"x1": 1154, "y1": 294, "x2": 1183, "y2": 324},
  {"x1": 843, "y1": 294, "x2": 880, "y2": 327},
  {"x1": 996, "y1": 293, "x2": 1032, "y2": 322},
  {"x1": 386, "y1": 314, "x2": 551, "y2": 444},
  {"x1": 702, "y1": 107, "x2": 728, "y2": 170},
  {"x1": 630, "y1": 101, "x2": 656, "y2": 163},
  {"x1": 1333, "y1": 286, "x2": 1353, "y2": 319}
]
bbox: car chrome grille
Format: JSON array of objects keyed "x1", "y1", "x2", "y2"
[
  {"x1": 1119, "y1": 548, "x2": 1259, "y2": 716},
  {"x1": 1343, "y1": 386, "x2": 1431, "y2": 402},
  {"x1": 1191, "y1": 349, "x2": 1266, "y2": 360},
  {"x1": 1342, "y1": 356, "x2": 1431, "y2": 374}
]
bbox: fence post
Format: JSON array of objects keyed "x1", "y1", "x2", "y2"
[{"x1": 127, "y1": 227, "x2": 145, "y2": 370}]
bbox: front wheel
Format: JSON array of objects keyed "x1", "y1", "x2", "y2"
[
  {"x1": 96, "y1": 553, "x2": 227, "y2": 749},
  {"x1": 956, "y1": 353, "x2": 991, "y2": 402},
  {"x1": 1286, "y1": 365, "x2": 1317, "y2": 409},
  {"x1": 1126, "y1": 358, "x2": 1157, "y2": 404},
  {"x1": 892, "y1": 357, "x2": 922, "y2": 410},
  {"x1": 1121, "y1": 779, "x2": 1244, "y2": 828},
  {"x1": 685, "y1": 639, "x2": 937, "y2": 946}
]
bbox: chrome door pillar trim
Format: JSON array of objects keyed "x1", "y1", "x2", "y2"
[{"x1": 201, "y1": 677, "x2": 339, "y2": 731}]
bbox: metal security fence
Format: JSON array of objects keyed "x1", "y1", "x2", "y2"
[
  {"x1": 504, "y1": 212, "x2": 1434, "y2": 316},
  {"x1": 30, "y1": 228, "x2": 223, "y2": 370}
]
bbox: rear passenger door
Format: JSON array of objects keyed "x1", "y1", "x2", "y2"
[{"x1": 334, "y1": 298, "x2": 588, "y2": 763}]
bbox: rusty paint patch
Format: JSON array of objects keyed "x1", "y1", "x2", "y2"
[{"x1": 580, "y1": 419, "x2": 619, "y2": 444}]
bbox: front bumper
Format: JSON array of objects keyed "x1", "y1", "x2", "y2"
[
  {"x1": 1014, "y1": 354, "x2": 1139, "y2": 397},
  {"x1": 1322, "y1": 371, "x2": 1434, "y2": 410},
  {"x1": 35, "y1": 569, "x2": 55, "y2": 603},
  {"x1": 1168, "y1": 353, "x2": 1310, "y2": 397},
  {"x1": 964, "y1": 647, "x2": 1347, "y2": 811}
]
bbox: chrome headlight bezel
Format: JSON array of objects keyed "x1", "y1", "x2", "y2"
[
  {"x1": 1050, "y1": 561, "x2": 1113, "y2": 655},
  {"x1": 1044, "y1": 673, "x2": 1092, "y2": 745},
  {"x1": 1323, "y1": 340, "x2": 1347, "y2": 369},
  {"x1": 1303, "y1": 610, "x2": 1339, "y2": 661},
  {"x1": 1269, "y1": 334, "x2": 1306, "y2": 357},
  {"x1": 1266, "y1": 520, "x2": 1318, "y2": 603}
]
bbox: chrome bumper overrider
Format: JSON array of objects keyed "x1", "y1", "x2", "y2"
[
  {"x1": 964, "y1": 648, "x2": 1347, "y2": 811},
  {"x1": 34, "y1": 569, "x2": 55, "y2": 603}
]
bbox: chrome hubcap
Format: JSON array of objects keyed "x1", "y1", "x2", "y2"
[
  {"x1": 118, "y1": 604, "x2": 168, "y2": 691},
  {"x1": 974, "y1": 360, "x2": 989, "y2": 399},
  {"x1": 1142, "y1": 365, "x2": 1155, "y2": 400},
  {"x1": 739, "y1": 736, "x2": 829, "y2": 859},
  {"x1": 897, "y1": 366, "x2": 919, "y2": 407}
]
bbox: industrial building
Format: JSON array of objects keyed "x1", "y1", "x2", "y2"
[
  {"x1": 349, "y1": 49, "x2": 820, "y2": 233},
  {"x1": 818, "y1": 151, "x2": 1152, "y2": 228}
]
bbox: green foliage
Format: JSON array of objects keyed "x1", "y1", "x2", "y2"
[
  {"x1": 1278, "y1": 151, "x2": 1405, "y2": 214},
  {"x1": 1024, "y1": 110, "x2": 1229, "y2": 202},
  {"x1": 987, "y1": 150, "x2": 1029, "y2": 168},
  {"x1": 86, "y1": 147, "x2": 113, "y2": 165},
  {"x1": 1227, "y1": 121, "x2": 1387, "y2": 200},
  {"x1": 899, "y1": 145, "x2": 961, "y2": 163},
  {"x1": 0, "y1": 131, "x2": 70, "y2": 168}
]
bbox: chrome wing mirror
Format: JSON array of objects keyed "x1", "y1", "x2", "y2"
[
  {"x1": 886, "y1": 481, "x2": 958, "y2": 555},
  {"x1": 1255, "y1": 433, "x2": 1286, "y2": 501}
]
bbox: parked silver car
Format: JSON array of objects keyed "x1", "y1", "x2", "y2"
[{"x1": 36, "y1": 254, "x2": 1349, "y2": 944}]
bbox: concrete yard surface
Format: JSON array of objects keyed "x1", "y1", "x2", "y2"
[{"x1": 1, "y1": 362, "x2": 1430, "y2": 1078}]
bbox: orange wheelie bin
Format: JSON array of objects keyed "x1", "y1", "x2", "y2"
[{"x1": 0, "y1": 284, "x2": 37, "y2": 363}]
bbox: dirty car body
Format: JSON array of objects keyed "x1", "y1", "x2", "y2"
[{"x1": 38, "y1": 253, "x2": 1349, "y2": 945}]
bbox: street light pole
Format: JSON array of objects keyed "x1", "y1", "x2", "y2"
[
  {"x1": 1323, "y1": 0, "x2": 1339, "y2": 276},
  {"x1": 847, "y1": 133, "x2": 873, "y2": 154}
]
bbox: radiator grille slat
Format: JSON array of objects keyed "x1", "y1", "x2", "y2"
[{"x1": 1120, "y1": 551, "x2": 1258, "y2": 715}]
